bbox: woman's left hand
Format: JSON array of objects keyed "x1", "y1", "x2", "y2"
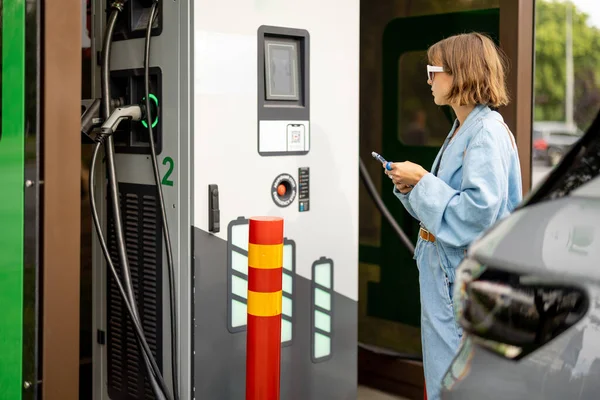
[{"x1": 383, "y1": 161, "x2": 428, "y2": 187}]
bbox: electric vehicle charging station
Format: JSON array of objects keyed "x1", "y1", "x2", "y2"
[
  {"x1": 87, "y1": 0, "x2": 359, "y2": 398},
  {"x1": 193, "y1": 1, "x2": 359, "y2": 397}
]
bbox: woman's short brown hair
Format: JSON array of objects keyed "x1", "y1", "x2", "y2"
[{"x1": 427, "y1": 32, "x2": 510, "y2": 108}]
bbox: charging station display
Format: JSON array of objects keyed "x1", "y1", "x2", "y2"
[
  {"x1": 257, "y1": 26, "x2": 310, "y2": 156},
  {"x1": 265, "y1": 39, "x2": 300, "y2": 101}
]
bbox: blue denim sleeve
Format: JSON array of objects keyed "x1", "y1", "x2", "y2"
[
  {"x1": 407, "y1": 128, "x2": 507, "y2": 248},
  {"x1": 393, "y1": 186, "x2": 419, "y2": 220}
]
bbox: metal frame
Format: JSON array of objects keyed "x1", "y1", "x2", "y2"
[
  {"x1": 42, "y1": 0, "x2": 82, "y2": 398},
  {"x1": 500, "y1": 0, "x2": 535, "y2": 195},
  {"x1": 23, "y1": 0, "x2": 42, "y2": 397}
]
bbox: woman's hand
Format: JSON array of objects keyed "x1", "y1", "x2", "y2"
[
  {"x1": 395, "y1": 182, "x2": 414, "y2": 194},
  {"x1": 383, "y1": 161, "x2": 428, "y2": 193}
]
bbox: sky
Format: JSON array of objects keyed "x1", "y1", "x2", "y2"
[{"x1": 570, "y1": 0, "x2": 600, "y2": 29}]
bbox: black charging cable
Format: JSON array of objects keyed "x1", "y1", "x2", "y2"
[
  {"x1": 359, "y1": 157, "x2": 415, "y2": 253},
  {"x1": 90, "y1": 139, "x2": 170, "y2": 399},
  {"x1": 92, "y1": 1, "x2": 173, "y2": 399},
  {"x1": 358, "y1": 156, "x2": 423, "y2": 362},
  {"x1": 143, "y1": 2, "x2": 180, "y2": 399}
]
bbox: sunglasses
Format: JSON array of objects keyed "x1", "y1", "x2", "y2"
[{"x1": 427, "y1": 65, "x2": 444, "y2": 81}]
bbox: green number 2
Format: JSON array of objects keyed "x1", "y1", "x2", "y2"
[{"x1": 162, "y1": 156, "x2": 174, "y2": 186}]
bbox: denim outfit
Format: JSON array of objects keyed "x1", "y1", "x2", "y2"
[{"x1": 394, "y1": 104, "x2": 523, "y2": 400}]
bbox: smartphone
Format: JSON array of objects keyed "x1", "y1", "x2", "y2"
[
  {"x1": 372, "y1": 151, "x2": 414, "y2": 187},
  {"x1": 371, "y1": 151, "x2": 392, "y2": 170}
]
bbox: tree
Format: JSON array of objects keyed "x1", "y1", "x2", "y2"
[{"x1": 535, "y1": 0, "x2": 600, "y2": 130}]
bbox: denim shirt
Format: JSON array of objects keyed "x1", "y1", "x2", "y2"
[{"x1": 394, "y1": 104, "x2": 523, "y2": 252}]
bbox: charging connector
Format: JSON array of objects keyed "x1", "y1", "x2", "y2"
[{"x1": 100, "y1": 104, "x2": 143, "y2": 136}]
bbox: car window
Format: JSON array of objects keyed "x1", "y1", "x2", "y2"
[
  {"x1": 525, "y1": 110, "x2": 600, "y2": 204},
  {"x1": 550, "y1": 131, "x2": 580, "y2": 137}
]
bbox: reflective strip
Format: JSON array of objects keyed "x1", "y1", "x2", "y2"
[
  {"x1": 247, "y1": 290, "x2": 282, "y2": 317},
  {"x1": 248, "y1": 243, "x2": 283, "y2": 270}
]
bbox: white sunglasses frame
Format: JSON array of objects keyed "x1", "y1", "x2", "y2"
[{"x1": 427, "y1": 65, "x2": 444, "y2": 81}]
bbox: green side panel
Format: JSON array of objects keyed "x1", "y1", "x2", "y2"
[
  {"x1": 0, "y1": 0, "x2": 26, "y2": 398},
  {"x1": 364, "y1": 9, "x2": 500, "y2": 327}
]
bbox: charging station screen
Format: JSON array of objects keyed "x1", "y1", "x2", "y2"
[{"x1": 265, "y1": 39, "x2": 300, "y2": 101}]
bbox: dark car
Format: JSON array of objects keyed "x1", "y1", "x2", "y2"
[
  {"x1": 532, "y1": 121, "x2": 583, "y2": 167},
  {"x1": 441, "y1": 109, "x2": 600, "y2": 399}
]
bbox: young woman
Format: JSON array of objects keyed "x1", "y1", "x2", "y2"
[{"x1": 383, "y1": 32, "x2": 523, "y2": 400}]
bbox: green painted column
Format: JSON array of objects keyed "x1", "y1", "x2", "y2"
[{"x1": 0, "y1": 0, "x2": 26, "y2": 398}]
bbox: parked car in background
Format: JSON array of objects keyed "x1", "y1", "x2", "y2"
[
  {"x1": 532, "y1": 121, "x2": 583, "y2": 167},
  {"x1": 441, "y1": 108, "x2": 600, "y2": 399}
]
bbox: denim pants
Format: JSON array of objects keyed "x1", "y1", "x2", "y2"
[{"x1": 415, "y1": 238, "x2": 463, "y2": 400}]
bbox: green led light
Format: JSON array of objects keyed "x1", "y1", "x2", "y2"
[
  {"x1": 141, "y1": 93, "x2": 159, "y2": 128},
  {"x1": 281, "y1": 319, "x2": 292, "y2": 343},
  {"x1": 282, "y1": 296, "x2": 292, "y2": 317},
  {"x1": 314, "y1": 332, "x2": 331, "y2": 359},
  {"x1": 283, "y1": 245, "x2": 293, "y2": 271},
  {"x1": 314, "y1": 309, "x2": 331, "y2": 333},
  {"x1": 231, "y1": 224, "x2": 249, "y2": 251},
  {"x1": 314, "y1": 287, "x2": 331, "y2": 311},
  {"x1": 314, "y1": 263, "x2": 332, "y2": 289},
  {"x1": 231, "y1": 299, "x2": 247, "y2": 328},
  {"x1": 231, "y1": 275, "x2": 248, "y2": 299},
  {"x1": 231, "y1": 251, "x2": 248, "y2": 275},
  {"x1": 283, "y1": 272, "x2": 293, "y2": 295}
]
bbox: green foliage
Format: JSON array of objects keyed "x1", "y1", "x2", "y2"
[{"x1": 535, "y1": 0, "x2": 600, "y2": 129}]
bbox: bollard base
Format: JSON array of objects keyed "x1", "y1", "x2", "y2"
[{"x1": 246, "y1": 314, "x2": 282, "y2": 400}]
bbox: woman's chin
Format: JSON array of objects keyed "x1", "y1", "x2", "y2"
[{"x1": 433, "y1": 97, "x2": 447, "y2": 106}]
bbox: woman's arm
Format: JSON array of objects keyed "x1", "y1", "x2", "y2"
[{"x1": 407, "y1": 127, "x2": 508, "y2": 247}]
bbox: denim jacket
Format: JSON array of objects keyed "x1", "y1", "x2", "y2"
[{"x1": 395, "y1": 104, "x2": 523, "y2": 265}]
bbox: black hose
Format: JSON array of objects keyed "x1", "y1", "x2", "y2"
[
  {"x1": 90, "y1": 142, "x2": 170, "y2": 397},
  {"x1": 102, "y1": 9, "x2": 166, "y2": 399},
  {"x1": 144, "y1": 3, "x2": 179, "y2": 399},
  {"x1": 359, "y1": 157, "x2": 415, "y2": 253},
  {"x1": 358, "y1": 342, "x2": 422, "y2": 362},
  {"x1": 99, "y1": 5, "x2": 171, "y2": 400},
  {"x1": 102, "y1": 9, "x2": 137, "y2": 326},
  {"x1": 358, "y1": 157, "x2": 422, "y2": 362}
]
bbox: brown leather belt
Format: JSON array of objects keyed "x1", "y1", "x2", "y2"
[{"x1": 419, "y1": 227, "x2": 435, "y2": 243}]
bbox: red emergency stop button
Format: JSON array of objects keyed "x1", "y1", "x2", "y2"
[
  {"x1": 277, "y1": 184, "x2": 287, "y2": 197},
  {"x1": 270, "y1": 174, "x2": 296, "y2": 208}
]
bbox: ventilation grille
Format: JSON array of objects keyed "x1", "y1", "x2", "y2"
[{"x1": 106, "y1": 183, "x2": 163, "y2": 400}]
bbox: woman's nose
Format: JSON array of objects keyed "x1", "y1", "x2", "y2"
[{"x1": 427, "y1": 78, "x2": 432, "y2": 86}]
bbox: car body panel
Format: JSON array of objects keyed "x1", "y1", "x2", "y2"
[
  {"x1": 442, "y1": 195, "x2": 600, "y2": 398},
  {"x1": 443, "y1": 311, "x2": 600, "y2": 400},
  {"x1": 468, "y1": 194, "x2": 600, "y2": 285}
]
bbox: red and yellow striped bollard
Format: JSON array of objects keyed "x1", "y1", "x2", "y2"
[{"x1": 246, "y1": 216, "x2": 284, "y2": 400}]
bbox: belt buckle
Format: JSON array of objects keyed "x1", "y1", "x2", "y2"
[{"x1": 421, "y1": 227, "x2": 432, "y2": 242}]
